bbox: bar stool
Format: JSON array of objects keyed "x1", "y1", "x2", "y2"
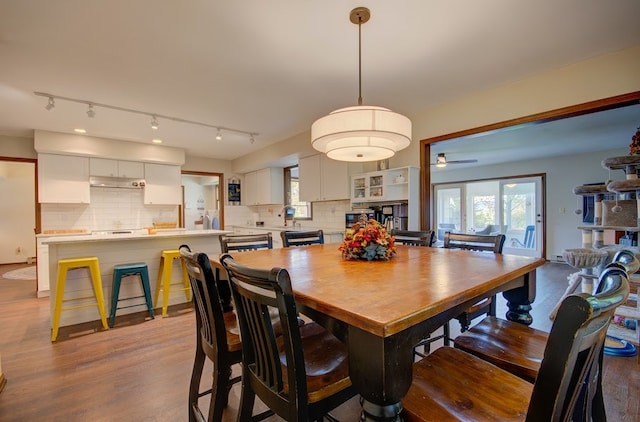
[
  {"x1": 154, "y1": 249, "x2": 191, "y2": 317},
  {"x1": 109, "y1": 263, "x2": 155, "y2": 328},
  {"x1": 51, "y1": 256, "x2": 109, "y2": 342}
]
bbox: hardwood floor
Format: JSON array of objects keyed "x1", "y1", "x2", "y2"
[{"x1": 0, "y1": 261, "x2": 637, "y2": 421}]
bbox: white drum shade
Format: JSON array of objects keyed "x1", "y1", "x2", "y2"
[{"x1": 311, "y1": 105, "x2": 412, "y2": 162}]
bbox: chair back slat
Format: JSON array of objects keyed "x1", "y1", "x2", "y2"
[
  {"x1": 179, "y1": 245, "x2": 229, "y2": 360},
  {"x1": 281, "y1": 229, "x2": 324, "y2": 247},
  {"x1": 221, "y1": 253, "x2": 307, "y2": 411},
  {"x1": 391, "y1": 230, "x2": 435, "y2": 247},
  {"x1": 443, "y1": 232, "x2": 506, "y2": 253},
  {"x1": 526, "y1": 265, "x2": 630, "y2": 421},
  {"x1": 220, "y1": 233, "x2": 273, "y2": 253}
]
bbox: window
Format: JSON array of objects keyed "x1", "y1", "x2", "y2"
[
  {"x1": 284, "y1": 166, "x2": 311, "y2": 220},
  {"x1": 433, "y1": 175, "x2": 543, "y2": 258}
]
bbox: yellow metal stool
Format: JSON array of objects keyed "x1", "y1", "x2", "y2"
[
  {"x1": 154, "y1": 249, "x2": 191, "y2": 317},
  {"x1": 51, "y1": 256, "x2": 109, "y2": 342}
]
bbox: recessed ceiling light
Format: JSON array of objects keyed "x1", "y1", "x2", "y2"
[
  {"x1": 74, "y1": 128, "x2": 87, "y2": 134},
  {"x1": 152, "y1": 139, "x2": 162, "y2": 144}
]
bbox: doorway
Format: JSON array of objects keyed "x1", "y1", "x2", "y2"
[
  {"x1": 0, "y1": 158, "x2": 37, "y2": 265},
  {"x1": 180, "y1": 171, "x2": 223, "y2": 230},
  {"x1": 433, "y1": 175, "x2": 544, "y2": 258}
]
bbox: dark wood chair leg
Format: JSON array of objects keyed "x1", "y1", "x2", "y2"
[
  {"x1": 237, "y1": 371, "x2": 256, "y2": 422},
  {"x1": 208, "y1": 363, "x2": 233, "y2": 422},
  {"x1": 189, "y1": 344, "x2": 206, "y2": 422}
]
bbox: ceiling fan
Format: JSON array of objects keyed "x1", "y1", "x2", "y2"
[{"x1": 431, "y1": 153, "x2": 478, "y2": 167}]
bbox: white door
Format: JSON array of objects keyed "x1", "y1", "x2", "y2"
[{"x1": 500, "y1": 176, "x2": 543, "y2": 258}]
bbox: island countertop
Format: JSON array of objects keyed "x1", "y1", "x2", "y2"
[
  {"x1": 38, "y1": 229, "x2": 232, "y2": 331},
  {"x1": 37, "y1": 229, "x2": 232, "y2": 244}
]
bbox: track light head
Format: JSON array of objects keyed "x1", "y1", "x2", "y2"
[
  {"x1": 86, "y1": 104, "x2": 95, "y2": 118},
  {"x1": 45, "y1": 96, "x2": 55, "y2": 111},
  {"x1": 150, "y1": 115, "x2": 159, "y2": 130},
  {"x1": 215, "y1": 128, "x2": 222, "y2": 141},
  {"x1": 250, "y1": 134, "x2": 255, "y2": 144}
]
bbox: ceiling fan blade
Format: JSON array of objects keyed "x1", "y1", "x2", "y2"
[
  {"x1": 430, "y1": 158, "x2": 478, "y2": 165},
  {"x1": 448, "y1": 159, "x2": 478, "y2": 164}
]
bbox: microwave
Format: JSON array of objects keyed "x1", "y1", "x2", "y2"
[{"x1": 345, "y1": 211, "x2": 374, "y2": 228}]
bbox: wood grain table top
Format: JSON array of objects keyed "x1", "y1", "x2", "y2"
[{"x1": 221, "y1": 244, "x2": 545, "y2": 338}]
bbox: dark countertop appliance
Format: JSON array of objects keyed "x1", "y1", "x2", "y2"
[{"x1": 345, "y1": 210, "x2": 374, "y2": 228}]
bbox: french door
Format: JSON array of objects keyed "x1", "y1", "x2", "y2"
[{"x1": 433, "y1": 176, "x2": 543, "y2": 258}]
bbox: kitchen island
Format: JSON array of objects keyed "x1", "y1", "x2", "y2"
[{"x1": 37, "y1": 229, "x2": 231, "y2": 328}]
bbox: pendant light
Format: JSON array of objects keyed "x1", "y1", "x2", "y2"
[{"x1": 311, "y1": 7, "x2": 411, "y2": 162}]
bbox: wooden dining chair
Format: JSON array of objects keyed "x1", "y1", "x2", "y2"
[
  {"x1": 391, "y1": 229, "x2": 435, "y2": 247},
  {"x1": 280, "y1": 229, "x2": 324, "y2": 247},
  {"x1": 414, "y1": 232, "x2": 506, "y2": 357},
  {"x1": 453, "y1": 260, "x2": 635, "y2": 420},
  {"x1": 220, "y1": 253, "x2": 357, "y2": 421},
  {"x1": 219, "y1": 233, "x2": 273, "y2": 253},
  {"x1": 402, "y1": 264, "x2": 630, "y2": 422},
  {"x1": 179, "y1": 245, "x2": 242, "y2": 422}
]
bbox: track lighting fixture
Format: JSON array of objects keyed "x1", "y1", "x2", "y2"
[{"x1": 34, "y1": 91, "x2": 258, "y2": 144}]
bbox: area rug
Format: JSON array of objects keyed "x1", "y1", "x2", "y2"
[{"x1": 2, "y1": 266, "x2": 36, "y2": 280}]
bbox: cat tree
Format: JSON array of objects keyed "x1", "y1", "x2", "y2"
[{"x1": 562, "y1": 151, "x2": 640, "y2": 348}]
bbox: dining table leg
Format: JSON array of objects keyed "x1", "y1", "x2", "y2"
[
  {"x1": 502, "y1": 270, "x2": 536, "y2": 325},
  {"x1": 348, "y1": 326, "x2": 414, "y2": 422}
]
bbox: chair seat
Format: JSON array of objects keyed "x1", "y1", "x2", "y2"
[
  {"x1": 454, "y1": 316, "x2": 547, "y2": 383},
  {"x1": 277, "y1": 322, "x2": 351, "y2": 402},
  {"x1": 223, "y1": 312, "x2": 242, "y2": 353},
  {"x1": 403, "y1": 347, "x2": 533, "y2": 422}
]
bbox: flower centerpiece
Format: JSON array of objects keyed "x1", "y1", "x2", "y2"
[
  {"x1": 630, "y1": 126, "x2": 640, "y2": 155},
  {"x1": 339, "y1": 219, "x2": 396, "y2": 261}
]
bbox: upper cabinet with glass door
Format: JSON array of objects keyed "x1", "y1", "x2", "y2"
[{"x1": 351, "y1": 166, "x2": 419, "y2": 205}]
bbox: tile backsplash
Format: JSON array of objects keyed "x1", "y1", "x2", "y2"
[
  {"x1": 225, "y1": 200, "x2": 351, "y2": 229},
  {"x1": 41, "y1": 187, "x2": 177, "y2": 232},
  {"x1": 42, "y1": 188, "x2": 351, "y2": 232}
]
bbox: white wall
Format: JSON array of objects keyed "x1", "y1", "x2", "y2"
[
  {"x1": 431, "y1": 147, "x2": 628, "y2": 260},
  {"x1": 0, "y1": 161, "x2": 36, "y2": 263}
]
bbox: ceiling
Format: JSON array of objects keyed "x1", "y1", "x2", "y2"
[{"x1": 1, "y1": 1, "x2": 639, "y2": 165}]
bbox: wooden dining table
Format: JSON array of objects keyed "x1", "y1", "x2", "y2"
[{"x1": 224, "y1": 244, "x2": 546, "y2": 421}]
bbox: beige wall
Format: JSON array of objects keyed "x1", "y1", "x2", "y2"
[
  {"x1": 390, "y1": 44, "x2": 640, "y2": 168},
  {"x1": 0, "y1": 135, "x2": 36, "y2": 159}
]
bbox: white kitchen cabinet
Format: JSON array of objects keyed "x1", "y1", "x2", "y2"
[
  {"x1": 243, "y1": 168, "x2": 284, "y2": 205},
  {"x1": 38, "y1": 154, "x2": 90, "y2": 203},
  {"x1": 143, "y1": 163, "x2": 181, "y2": 205},
  {"x1": 350, "y1": 166, "x2": 420, "y2": 230},
  {"x1": 90, "y1": 158, "x2": 144, "y2": 178},
  {"x1": 351, "y1": 171, "x2": 385, "y2": 202},
  {"x1": 299, "y1": 154, "x2": 349, "y2": 202},
  {"x1": 351, "y1": 166, "x2": 419, "y2": 203}
]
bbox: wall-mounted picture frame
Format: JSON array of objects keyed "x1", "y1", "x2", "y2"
[{"x1": 228, "y1": 181, "x2": 241, "y2": 205}]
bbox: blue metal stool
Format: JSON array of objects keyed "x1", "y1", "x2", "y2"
[{"x1": 110, "y1": 263, "x2": 155, "y2": 328}]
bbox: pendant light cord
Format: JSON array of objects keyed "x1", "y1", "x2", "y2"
[{"x1": 357, "y1": 15, "x2": 363, "y2": 106}]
